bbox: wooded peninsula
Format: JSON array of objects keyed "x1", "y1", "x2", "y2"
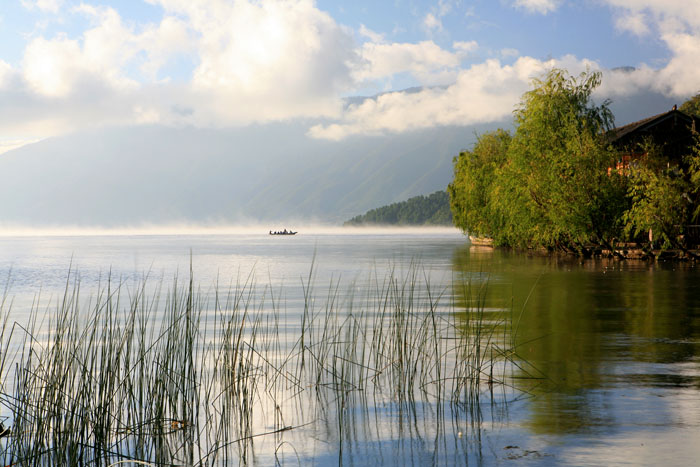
[{"x1": 448, "y1": 68, "x2": 700, "y2": 257}]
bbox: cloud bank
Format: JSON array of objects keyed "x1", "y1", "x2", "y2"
[{"x1": 0, "y1": 0, "x2": 698, "y2": 147}]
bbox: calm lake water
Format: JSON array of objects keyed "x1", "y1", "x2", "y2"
[{"x1": 1, "y1": 229, "x2": 699, "y2": 466}]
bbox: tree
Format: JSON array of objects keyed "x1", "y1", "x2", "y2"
[
  {"x1": 344, "y1": 191, "x2": 453, "y2": 226},
  {"x1": 450, "y1": 68, "x2": 627, "y2": 252},
  {"x1": 448, "y1": 129, "x2": 511, "y2": 238},
  {"x1": 622, "y1": 132, "x2": 700, "y2": 250},
  {"x1": 623, "y1": 164, "x2": 689, "y2": 249},
  {"x1": 686, "y1": 135, "x2": 700, "y2": 221},
  {"x1": 507, "y1": 69, "x2": 627, "y2": 251},
  {"x1": 680, "y1": 93, "x2": 700, "y2": 118}
]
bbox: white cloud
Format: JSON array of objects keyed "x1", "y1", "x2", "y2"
[
  {"x1": 137, "y1": 16, "x2": 193, "y2": 81},
  {"x1": 21, "y1": 5, "x2": 194, "y2": 98},
  {"x1": 354, "y1": 41, "x2": 464, "y2": 84},
  {"x1": 423, "y1": 0, "x2": 458, "y2": 34},
  {"x1": 310, "y1": 56, "x2": 596, "y2": 140},
  {"x1": 314, "y1": 0, "x2": 700, "y2": 140},
  {"x1": 603, "y1": 1, "x2": 700, "y2": 29},
  {"x1": 501, "y1": 48, "x2": 520, "y2": 58},
  {"x1": 21, "y1": 0, "x2": 63, "y2": 14},
  {"x1": 437, "y1": 0, "x2": 455, "y2": 17},
  {"x1": 454, "y1": 41, "x2": 479, "y2": 54},
  {"x1": 423, "y1": 13, "x2": 443, "y2": 32},
  {"x1": 655, "y1": 31, "x2": 700, "y2": 96},
  {"x1": 598, "y1": 65, "x2": 658, "y2": 97},
  {"x1": 150, "y1": 0, "x2": 356, "y2": 122},
  {"x1": 601, "y1": 0, "x2": 700, "y2": 95},
  {"x1": 5, "y1": 0, "x2": 700, "y2": 144},
  {"x1": 7, "y1": 0, "x2": 356, "y2": 137},
  {"x1": 511, "y1": 0, "x2": 561, "y2": 15},
  {"x1": 0, "y1": 4, "x2": 196, "y2": 142},
  {"x1": 358, "y1": 24, "x2": 385, "y2": 43},
  {"x1": 22, "y1": 36, "x2": 94, "y2": 97},
  {"x1": 0, "y1": 138, "x2": 41, "y2": 155},
  {"x1": 0, "y1": 60, "x2": 13, "y2": 88},
  {"x1": 615, "y1": 11, "x2": 650, "y2": 36}
]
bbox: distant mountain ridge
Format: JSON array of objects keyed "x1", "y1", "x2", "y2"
[
  {"x1": 0, "y1": 82, "x2": 678, "y2": 228},
  {"x1": 344, "y1": 191, "x2": 452, "y2": 226},
  {"x1": 0, "y1": 123, "x2": 488, "y2": 227}
]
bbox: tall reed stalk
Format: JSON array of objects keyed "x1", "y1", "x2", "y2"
[{"x1": 0, "y1": 264, "x2": 521, "y2": 466}]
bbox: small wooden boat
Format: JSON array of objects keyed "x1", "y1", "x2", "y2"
[
  {"x1": 469, "y1": 235, "x2": 493, "y2": 247},
  {"x1": 269, "y1": 230, "x2": 297, "y2": 235}
]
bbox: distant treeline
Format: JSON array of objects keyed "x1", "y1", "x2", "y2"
[{"x1": 344, "y1": 191, "x2": 452, "y2": 226}]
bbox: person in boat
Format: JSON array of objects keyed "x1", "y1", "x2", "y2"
[{"x1": 283, "y1": 229, "x2": 287, "y2": 234}]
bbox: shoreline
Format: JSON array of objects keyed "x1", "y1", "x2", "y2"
[{"x1": 470, "y1": 241, "x2": 700, "y2": 261}]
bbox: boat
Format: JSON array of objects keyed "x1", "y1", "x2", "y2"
[
  {"x1": 269, "y1": 229, "x2": 297, "y2": 235},
  {"x1": 468, "y1": 235, "x2": 493, "y2": 246}
]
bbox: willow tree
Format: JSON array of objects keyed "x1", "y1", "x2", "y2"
[
  {"x1": 448, "y1": 129, "x2": 511, "y2": 239},
  {"x1": 450, "y1": 69, "x2": 628, "y2": 251}
]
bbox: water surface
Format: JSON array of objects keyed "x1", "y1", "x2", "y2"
[
  {"x1": 1, "y1": 230, "x2": 699, "y2": 465},
  {"x1": 454, "y1": 246, "x2": 700, "y2": 465}
]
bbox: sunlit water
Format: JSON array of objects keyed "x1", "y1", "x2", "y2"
[{"x1": 1, "y1": 229, "x2": 699, "y2": 465}]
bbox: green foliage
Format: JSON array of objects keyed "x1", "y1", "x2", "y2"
[
  {"x1": 621, "y1": 133, "x2": 700, "y2": 249},
  {"x1": 680, "y1": 93, "x2": 700, "y2": 118},
  {"x1": 623, "y1": 164, "x2": 688, "y2": 248},
  {"x1": 344, "y1": 190, "x2": 452, "y2": 226},
  {"x1": 504, "y1": 69, "x2": 625, "y2": 250},
  {"x1": 687, "y1": 136, "x2": 700, "y2": 221},
  {"x1": 450, "y1": 68, "x2": 627, "y2": 251},
  {"x1": 448, "y1": 130, "x2": 511, "y2": 238}
]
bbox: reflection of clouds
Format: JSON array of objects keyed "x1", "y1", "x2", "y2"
[
  {"x1": 515, "y1": 379, "x2": 700, "y2": 464},
  {"x1": 0, "y1": 232, "x2": 522, "y2": 464},
  {"x1": 563, "y1": 422, "x2": 700, "y2": 466},
  {"x1": 3, "y1": 234, "x2": 698, "y2": 464}
]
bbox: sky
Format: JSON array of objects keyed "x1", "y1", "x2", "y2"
[{"x1": 0, "y1": 0, "x2": 699, "y2": 153}]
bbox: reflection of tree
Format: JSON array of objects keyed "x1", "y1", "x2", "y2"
[
  {"x1": 451, "y1": 245, "x2": 700, "y2": 435},
  {"x1": 607, "y1": 263, "x2": 700, "y2": 367}
]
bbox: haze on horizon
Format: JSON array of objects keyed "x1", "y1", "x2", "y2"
[{"x1": 0, "y1": 0, "x2": 697, "y2": 228}]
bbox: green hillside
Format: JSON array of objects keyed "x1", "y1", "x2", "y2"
[{"x1": 344, "y1": 191, "x2": 452, "y2": 226}]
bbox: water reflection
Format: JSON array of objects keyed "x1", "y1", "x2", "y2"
[
  {"x1": 1, "y1": 232, "x2": 698, "y2": 464},
  {"x1": 452, "y1": 245, "x2": 700, "y2": 439},
  {"x1": 0, "y1": 232, "x2": 518, "y2": 466}
]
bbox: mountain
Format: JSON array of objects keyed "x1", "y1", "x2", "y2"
[
  {"x1": 0, "y1": 82, "x2": 679, "y2": 228},
  {"x1": 0, "y1": 122, "x2": 493, "y2": 227}
]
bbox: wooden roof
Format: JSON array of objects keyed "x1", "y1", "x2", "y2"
[{"x1": 607, "y1": 108, "x2": 699, "y2": 145}]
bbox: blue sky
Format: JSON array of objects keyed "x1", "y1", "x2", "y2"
[
  {"x1": 0, "y1": 0, "x2": 698, "y2": 151},
  {"x1": 322, "y1": 0, "x2": 668, "y2": 68}
]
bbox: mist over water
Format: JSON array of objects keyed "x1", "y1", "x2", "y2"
[
  {"x1": 0, "y1": 228, "x2": 464, "y2": 312},
  {"x1": 0, "y1": 223, "x2": 461, "y2": 237}
]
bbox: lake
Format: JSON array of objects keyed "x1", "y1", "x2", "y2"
[{"x1": 1, "y1": 228, "x2": 699, "y2": 466}]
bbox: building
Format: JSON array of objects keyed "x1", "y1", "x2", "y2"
[{"x1": 607, "y1": 106, "x2": 700, "y2": 173}]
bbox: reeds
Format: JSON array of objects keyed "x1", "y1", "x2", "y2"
[{"x1": 0, "y1": 264, "x2": 520, "y2": 466}]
